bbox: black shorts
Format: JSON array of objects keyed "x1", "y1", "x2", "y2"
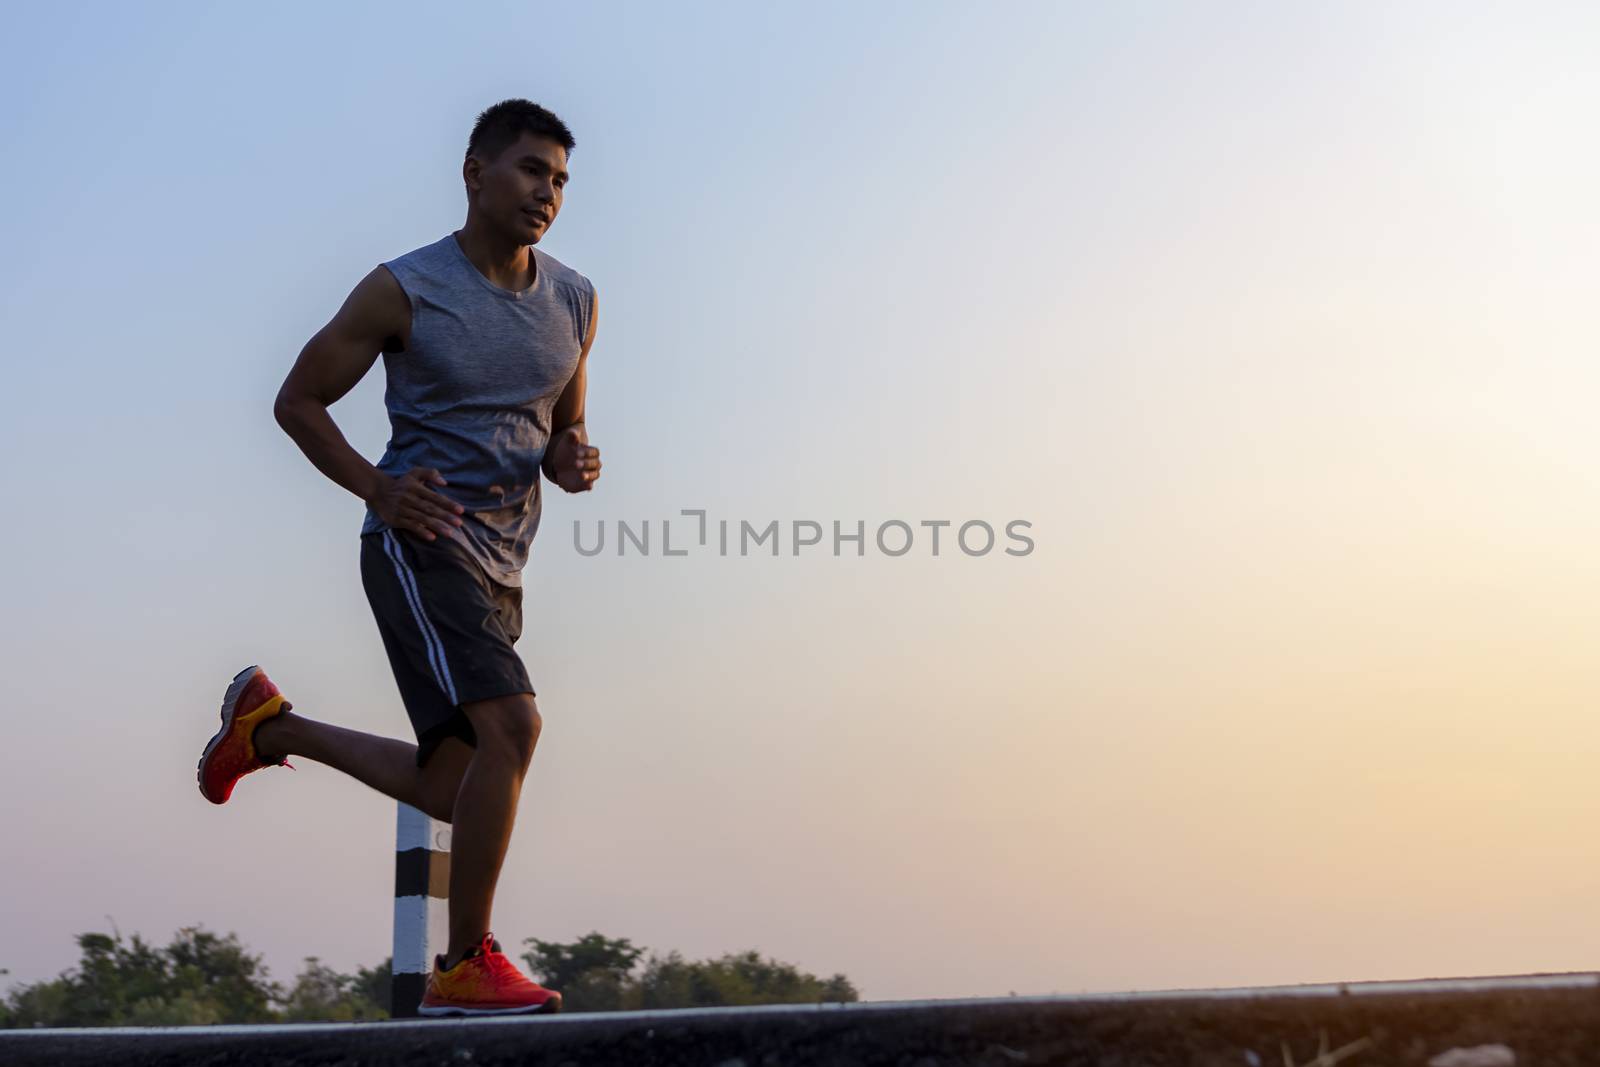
[{"x1": 359, "y1": 529, "x2": 535, "y2": 767}]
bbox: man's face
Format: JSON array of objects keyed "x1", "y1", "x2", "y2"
[{"x1": 466, "y1": 132, "x2": 568, "y2": 244}]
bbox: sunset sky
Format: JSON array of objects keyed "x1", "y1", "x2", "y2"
[{"x1": 3, "y1": 1, "x2": 1599, "y2": 1001}]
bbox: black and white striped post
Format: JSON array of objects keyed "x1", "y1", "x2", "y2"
[{"x1": 391, "y1": 802, "x2": 450, "y2": 1018}]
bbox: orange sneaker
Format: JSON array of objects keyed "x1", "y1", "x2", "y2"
[
  {"x1": 197, "y1": 665, "x2": 293, "y2": 804},
  {"x1": 418, "y1": 934, "x2": 563, "y2": 1016}
]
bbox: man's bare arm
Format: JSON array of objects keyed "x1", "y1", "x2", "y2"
[
  {"x1": 541, "y1": 290, "x2": 602, "y2": 491},
  {"x1": 274, "y1": 265, "x2": 464, "y2": 539}
]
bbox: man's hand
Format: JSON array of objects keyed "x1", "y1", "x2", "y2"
[
  {"x1": 545, "y1": 425, "x2": 602, "y2": 493},
  {"x1": 369, "y1": 467, "x2": 465, "y2": 541}
]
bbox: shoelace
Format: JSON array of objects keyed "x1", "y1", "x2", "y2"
[
  {"x1": 481, "y1": 946, "x2": 541, "y2": 989},
  {"x1": 484, "y1": 949, "x2": 521, "y2": 979}
]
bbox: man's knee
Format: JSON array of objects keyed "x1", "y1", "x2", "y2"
[
  {"x1": 464, "y1": 693, "x2": 541, "y2": 766},
  {"x1": 419, "y1": 737, "x2": 474, "y2": 822}
]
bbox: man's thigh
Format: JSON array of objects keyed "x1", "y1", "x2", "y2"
[{"x1": 360, "y1": 530, "x2": 536, "y2": 765}]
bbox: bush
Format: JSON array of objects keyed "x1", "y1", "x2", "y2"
[
  {"x1": 2, "y1": 925, "x2": 858, "y2": 1026},
  {"x1": 522, "y1": 932, "x2": 859, "y2": 1013},
  {"x1": 0, "y1": 928, "x2": 387, "y2": 1028}
]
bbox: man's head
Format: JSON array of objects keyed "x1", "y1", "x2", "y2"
[{"x1": 463, "y1": 99, "x2": 576, "y2": 245}]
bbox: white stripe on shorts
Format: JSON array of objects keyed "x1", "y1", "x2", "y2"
[{"x1": 380, "y1": 530, "x2": 459, "y2": 704}]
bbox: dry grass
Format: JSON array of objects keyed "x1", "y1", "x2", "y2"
[{"x1": 1278, "y1": 1028, "x2": 1375, "y2": 1067}]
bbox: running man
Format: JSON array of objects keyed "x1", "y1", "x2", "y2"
[{"x1": 195, "y1": 99, "x2": 600, "y2": 1017}]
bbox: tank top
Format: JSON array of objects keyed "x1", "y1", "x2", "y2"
[{"x1": 359, "y1": 232, "x2": 595, "y2": 588}]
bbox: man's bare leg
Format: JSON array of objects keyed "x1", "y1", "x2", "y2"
[
  {"x1": 442, "y1": 692, "x2": 541, "y2": 967},
  {"x1": 253, "y1": 712, "x2": 473, "y2": 823}
]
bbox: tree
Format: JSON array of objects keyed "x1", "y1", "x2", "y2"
[
  {"x1": 1, "y1": 928, "x2": 389, "y2": 1028},
  {"x1": 629, "y1": 949, "x2": 859, "y2": 1009},
  {"x1": 352, "y1": 958, "x2": 392, "y2": 1016},
  {"x1": 161, "y1": 927, "x2": 279, "y2": 1023},
  {"x1": 280, "y1": 957, "x2": 386, "y2": 1022},
  {"x1": 522, "y1": 932, "x2": 644, "y2": 1013},
  {"x1": 521, "y1": 933, "x2": 859, "y2": 1013},
  {"x1": 1, "y1": 927, "x2": 279, "y2": 1028},
  {"x1": 4, "y1": 925, "x2": 859, "y2": 1026}
]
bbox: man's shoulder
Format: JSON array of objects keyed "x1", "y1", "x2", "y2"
[
  {"x1": 384, "y1": 234, "x2": 455, "y2": 274},
  {"x1": 532, "y1": 247, "x2": 594, "y2": 296}
]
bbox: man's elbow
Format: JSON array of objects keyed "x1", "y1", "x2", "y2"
[
  {"x1": 272, "y1": 391, "x2": 294, "y2": 432},
  {"x1": 273, "y1": 389, "x2": 315, "y2": 434}
]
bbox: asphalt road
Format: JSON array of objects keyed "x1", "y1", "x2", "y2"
[{"x1": 2, "y1": 973, "x2": 1595, "y2": 1066}]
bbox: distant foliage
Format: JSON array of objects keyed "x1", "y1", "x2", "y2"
[
  {"x1": 0, "y1": 927, "x2": 387, "y2": 1028},
  {"x1": 2, "y1": 925, "x2": 857, "y2": 1027},
  {"x1": 522, "y1": 932, "x2": 859, "y2": 1013},
  {"x1": 522, "y1": 932, "x2": 646, "y2": 1012},
  {"x1": 279, "y1": 957, "x2": 390, "y2": 1022}
]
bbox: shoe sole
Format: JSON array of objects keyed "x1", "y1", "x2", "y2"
[
  {"x1": 196, "y1": 665, "x2": 263, "y2": 803},
  {"x1": 416, "y1": 999, "x2": 562, "y2": 1017}
]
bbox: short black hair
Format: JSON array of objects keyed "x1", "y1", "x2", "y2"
[{"x1": 466, "y1": 99, "x2": 576, "y2": 164}]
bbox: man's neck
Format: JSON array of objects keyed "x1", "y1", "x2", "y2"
[{"x1": 453, "y1": 220, "x2": 534, "y2": 291}]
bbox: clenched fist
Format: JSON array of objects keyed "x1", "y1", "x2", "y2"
[
  {"x1": 545, "y1": 425, "x2": 602, "y2": 493},
  {"x1": 369, "y1": 466, "x2": 464, "y2": 541}
]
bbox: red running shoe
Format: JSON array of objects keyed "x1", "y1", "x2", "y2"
[
  {"x1": 197, "y1": 665, "x2": 293, "y2": 804},
  {"x1": 418, "y1": 934, "x2": 563, "y2": 1016}
]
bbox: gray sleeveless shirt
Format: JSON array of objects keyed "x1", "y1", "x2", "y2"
[{"x1": 360, "y1": 233, "x2": 595, "y2": 588}]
